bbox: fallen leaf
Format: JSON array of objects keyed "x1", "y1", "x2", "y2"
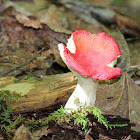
[
  {"x1": 98, "y1": 134, "x2": 112, "y2": 140},
  {"x1": 128, "y1": 41, "x2": 140, "y2": 75},
  {"x1": 0, "y1": 15, "x2": 69, "y2": 76},
  {"x1": 38, "y1": 4, "x2": 70, "y2": 32},
  {"x1": 30, "y1": 126, "x2": 49, "y2": 140},
  {"x1": 109, "y1": 30, "x2": 131, "y2": 72},
  {"x1": 0, "y1": 135, "x2": 4, "y2": 140},
  {"x1": 15, "y1": 12, "x2": 42, "y2": 29},
  {"x1": 85, "y1": 135, "x2": 93, "y2": 140},
  {"x1": 96, "y1": 72, "x2": 140, "y2": 131},
  {"x1": 12, "y1": 124, "x2": 31, "y2": 140},
  {"x1": 12, "y1": 124, "x2": 49, "y2": 140}
]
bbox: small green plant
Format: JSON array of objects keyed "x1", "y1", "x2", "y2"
[
  {"x1": 0, "y1": 90, "x2": 23, "y2": 137},
  {"x1": 0, "y1": 90, "x2": 13, "y2": 102},
  {"x1": 47, "y1": 106, "x2": 71, "y2": 124},
  {"x1": 0, "y1": 111, "x2": 23, "y2": 137},
  {"x1": 73, "y1": 111, "x2": 89, "y2": 133},
  {"x1": 24, "y1": 106, "x2": 71, "y2": 130},
  {"x1": 87, "y1": 106, "x2": 127, "y2": 130},
  {"x1": 27, "y1": 72, "x2": 32, "y2": 79},
  {"x1": 114, "y1": 0, "x2": 123, "y2": 4},
  {"x1": 25, "y1": 105, "x2": 127, "y2": 136}
]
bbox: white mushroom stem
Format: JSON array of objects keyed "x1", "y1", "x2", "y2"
[
  {"x1": 65, "y1": 74, "x2": 98, "y2": 110},
  {"x1": 58, "y1": 43, "x2": 98, "y2": 111}
]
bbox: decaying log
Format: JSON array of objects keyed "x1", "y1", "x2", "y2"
[{"x1": 1, "y1": 72, "x2": 77, "y2": 112}]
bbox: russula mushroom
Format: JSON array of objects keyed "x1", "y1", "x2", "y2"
[{"x1": 58, "y1": 30, "x2": 121, "y2": 111}]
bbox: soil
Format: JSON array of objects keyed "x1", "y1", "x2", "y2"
[{"x1": 40, "y1": 114, "x2": 140, "y2": 140}]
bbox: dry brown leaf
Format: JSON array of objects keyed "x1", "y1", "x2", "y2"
[
  {"x1": 96, "y1": 72, "x2": 140, "y2": 131},
  {"x1": 0, "y1": 15, "x2": 69, "y2": 76},
  {"x1": 15, "y1": 12, "x2": 42, "y2": 29},
  {"x1": 109, "y1": 30, "x2": 131, "y2": 72},
  {"x1": 31, "y1": 126, "x2": 49, "y2": 140},
  {"x1": 0, "y1": 135, "x2": 4, "y2": 140},
  {"x1": 12, "y1": 124, "x2": 31, "y2": 140},
  {"x1": 12, "y1": 124, "x2": 49, "y2": 140},
  {"x1": 85, "y1": 135, "x2": 93, "y2": 140}
]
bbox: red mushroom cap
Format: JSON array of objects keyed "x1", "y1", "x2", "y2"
[{"x1": 61, "y1": 30, "x2": 121, "y2": 80}]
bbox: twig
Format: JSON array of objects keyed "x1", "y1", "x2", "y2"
[
  {"x1": 51, "y1": 57, "x2": 60, "y2": 66},
  {"x1": 126, "y1": 65, "x2": 140, "y2": 73},
  {"x1": 0, "y1": 48, "x2": 44, "y2": 77},
  {"x1": 130, "y1": 65, "x2": 140, "y2": 69}
]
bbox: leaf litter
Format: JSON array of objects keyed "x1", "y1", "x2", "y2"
[{"x1": 0, "y1": 0, "x2": 140, "y2": 139}]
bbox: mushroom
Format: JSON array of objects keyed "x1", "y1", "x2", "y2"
[{"x1": 58, "y1": 30, "x2": 121, "y2": 111}]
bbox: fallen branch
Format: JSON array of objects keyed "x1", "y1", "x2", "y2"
[{"x1": 1, "y1": 72, "x2": 77, "y2": 112}]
